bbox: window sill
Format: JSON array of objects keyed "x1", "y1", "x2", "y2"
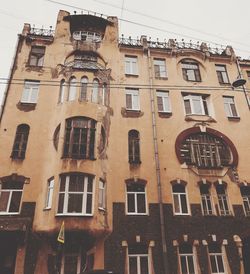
[
  {"x1": 61, "y1": 156, "x2": 96, "y2": 161},
  {"x1": 155, "y1": 76, "x2": 168, "y2": 80},
  {"x1": 98, "y1": 207, "x2": 106, "y2": 212},
  {"x1": 185, "y1": 115, "x2": 216, "y2": 123},
  {"x1": 227, "y1": 116, "x2": 240, "y2": 121},
  {"x1": 126, "y1": 213, "x2": 148, "y2": 216},
  {"x1": 129, "y1": 161, "x2": 141, "y2": 165},
  {"x1": 125, "y1": 73, "x2": 139, "y2": 77},
  {"x1": 184, "y1": 79, "x2": 202, "y2": 83},
  {"x1": 158, "y1": 112, "x2": 172, "y2": 118},
  {"x1": 173, "y1": 213, "x2": 191, "y2": 216},
  {"x1": 55, "y1": 213, "x2": 93, "y2": 217},
  {"x1": 0, "y1": 212, "x2": 20, "y2": 216},
  {"x1": 10, "y1": 156, "x2": 25, "y2": 160},
  {"x1": 121, "y1": 108, "x2": 144, "y2": 118},
  {"x1": 43, "y1": 207, "x2": 51, "y2": 211},
  {"x1": 17, "y1": 102, "x2": 36, "y2": 111},
  {"x1": 219, "y1": 82, "x2": 231, "y2": 85}
]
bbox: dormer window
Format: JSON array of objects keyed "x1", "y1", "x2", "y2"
[{"x1": 72, "y1": 31, "x2": 101, "y2": 42}]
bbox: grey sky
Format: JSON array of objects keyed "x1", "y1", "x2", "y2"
[{"x1": 1, "y1": 0, "x2": 250, "y2": 104}]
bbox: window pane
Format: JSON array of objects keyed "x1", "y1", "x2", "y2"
[
  {"x1": 0, "y1": 191, "x2": 10, "y2": 211},
  {"x1": 128, "y1": 194, "x2": 135, "y2": 213},
  {"x1": 173, "y1": 194, "x2": 180, "y2": 213},
  {"x1": 140, "y1": 256, "x2": 149, "y2": 274},
  {"x1": 9, "y1": 191, "x2": 22, "y2": 212},
  {"x1": 58, "y1": 193, "x2": 64, "y2": 213},
  {"x1": 129, "y1": 257, "x2": 137, "y2": 274},
  {"x1": 187, "y1": 256, "x2": 195, "y2": 274},
  {"x1": 210, "y1": 255, "x2": 217, "y2": 272},
  {"x1": 184, "y1": 99, "x2": 192, "y2": 114},
  {"x1": 180, "y1": 256, "x2": 188, "y2": 274},
  {"x1": 86, "y1": 194, "x2": 93, "y2": 214},
  {"x1": 68, "y1": 194, "x2": 83, "y2": 213},
  {"x1": 64, "y1": 255, "x2": 78, "y2": 274},
  {"x1": 217, "y1": 255, "x2": 224, "y2": 272},
  {"x1": 180, "y1": 194, "x2": 188, "y2": 213},
  {"x1": 137, "y1": 193, "x2": 146, "y2": 213}
]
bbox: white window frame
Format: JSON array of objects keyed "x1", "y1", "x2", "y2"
[
  {"x1": 126, "y1": 89, "x2": 140, "y2": 111},
  {"x1": 216, "y1": 187, "x2": 232, "y2": 216},
  {"x1": 156, "y1": 91, "x2": 171, "y2": 113},
  {"x1": 183, "y1": 94, "x2": 209, "y2": 116},
  {"x1": 223, "y1": 96, "x2": 239, "y2": 118},
  {"x1": 0, "y1": 183, "x2": 23, "y2": 215},
  {"x1": 154, "y1": 59, "x2": 167, "y2": 78},
  {"x1": 179, "y1": 251, "x2": 197, "y2": 274},
  {"x1": 58, "y1": 79, "x2": 66, "y2": 103},
  {"x1": 44, "y1": 178, "x2": 54, "y2": 210},
  {"x1": 201, "y1": 193, "x2": 215, "y2": 216},
  {"x1": 21, "y1": 80, "x2": 40, "y2": 104},
  {"x1": 57, "y1": 175, "x2": 94, "y2": 216},
  {"x1": 242, "y1": 194, "x2": 250, "y2": 216},
  {"x1": 125, "y1": 56, "x2": 138, "y2": 75},
  {"x1": 68, "y1": 78, "x2": 77, "y2": 101},
  {"x1": 172, "y1": 185, "x2": 190, "y2": 215},
  {"x1": 98, "y1": 180, "x2": 106, "y2": 210},
  {"x1": 209, "y1": 252, "x2": 226, "y2": 274},
  {"x1": 128, "y1": 253, "x2": 151, "y2": 274},
  {"x1": 126, "y1": 184, "x2": 148, "y2": 215},
  {"x1": 216, "y1": 65, "x2": 230, "y2": 84}
]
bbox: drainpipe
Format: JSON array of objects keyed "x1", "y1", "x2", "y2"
[{"x1": 142, "y1": 36, "x2": 170, "y2": 274}]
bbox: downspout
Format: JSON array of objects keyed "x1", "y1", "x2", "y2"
[
  {"x1": 0, "y1": 34, "x2": 22, "y2": 123},
  {"x1": 142, "y1": 36, "x2": 170, "y2": 274}
]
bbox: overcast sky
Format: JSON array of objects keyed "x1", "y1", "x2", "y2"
[{"x1": 1, "y1": 0, "x2": 250, "y2": 104}]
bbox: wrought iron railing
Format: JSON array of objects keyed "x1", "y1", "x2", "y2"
[
  {"x1": 119, "y1": 35, "x2": 226, "y2": 55},
  {"x1": 29, "y1": 27, "x2": 55, "y2": 37}
]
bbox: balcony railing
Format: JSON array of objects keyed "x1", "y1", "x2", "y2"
[
  {"x1": 119, "y1": 36, "x2": 227, "y2": 55},
  {"x1": 29, "y1": 27, "x2": 55, "y2": 37}
]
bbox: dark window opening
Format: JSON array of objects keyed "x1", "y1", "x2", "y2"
[
  {"x1": 200, "y1": 184, "x2": 214, "y2": 215},
  {"x1": 240, "y1": 186, "x2": 250, "y2": 216},
  {"x1": 179, "y1": 133, "x2": 232, "y2": 169},
  {"x1": 63, "y1": 117, "x2": 96, "y2": 159},
  {"x1": 182, "y1": 59, "x2": 201, "y2": 82},
  {"x1": 29, "y1": 46, "x2": 45, "y2": 67},
  {"x1": 127, "y1": 183, "x2": 146, "y2": 214},
  {"x1": 11, "y1": 124, "x2": 30, "y2": 159},
  {"x1": 128, "y1": 130, "x2": 141, "y2": 164}
]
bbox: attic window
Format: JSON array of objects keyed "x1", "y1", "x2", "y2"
[{"x1": 72, "y1": 31, "x2": 101, "y2": 42}]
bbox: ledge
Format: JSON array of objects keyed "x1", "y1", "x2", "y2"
[
  {"x1": 185, "y1": 115, "x2": 216, "y2": 123},
  {"x1": 227, "y1": 116, "x2": 240, "y2": 121},
  {"x1": 17, "y1": 102, "x2": 36, "y2": 111},
  {"x1": 158, "y1": 112, "x2": 172, "y2": 118},
  {"x1": 121, "y1": 108, "x2": 143, "y2": 118}
]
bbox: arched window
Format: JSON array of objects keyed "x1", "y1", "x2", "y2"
[
  {"x1": 181, "y1": 59, "x2": 201, "y2": 82},
  {"x1": 11, "y1": 124, "x2": 30, "y2": 159},
  {"x1": 63, "y1": 117, "x2": 96, "y2": 159},
  {"x1": 128, "y1": 130, "x2": 141, "y2": 164},
  {"x1": 91, "y1": 79, "x2": 99, "y2": 103},
  {"x1": 58, "y1": 79, "x2": 66, "y2": 103},
  {"x1": 179, "y1": 243, "x2": 197, "y2": 274},
  {"x1": 68, "y1": 77, "x2": 77, "y2": 101},
  {"x1": 172, "y1": 183, "x2": 189, "y2": 215},
  {"x1": 208, "y1": 243, "x2": 226, "y2": 274},
  {"x1": 80, "y1": 77, "x2": 88, "y2": 101},
  {"x1": 178, "y1": 132, "x2": 232, "y2": 169}
]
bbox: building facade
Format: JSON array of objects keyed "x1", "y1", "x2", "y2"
[{"x1": 1, "y1": 9, "x2": 250, "y2": 274}]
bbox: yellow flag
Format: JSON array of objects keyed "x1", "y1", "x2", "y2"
[{"x1": 57, "y1": 221, "x2": 65, "y2": 244}]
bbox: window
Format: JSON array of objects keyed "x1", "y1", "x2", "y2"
[
  {"x1": 98, "y1": 180, "x2": 106, "y2": 210},
  {"x1": 247, "y1": 71, "x2": 250, "y2": 80},
  {"x1": 183, "y1": 94, "x2": 209, "y2": 116},
  {"x1": 156, "y1": 91, "x2": 171, "y2": 113},
  {"x1": 80, "y1": 77, "x2": 88, "y2": 101},
  {"x1": 126, "y1": 89, "x2": 140, "y2": 111},
  {"x1": 128, "y1": 130, "x2": 141, "y2": 164},
  {"x1": 63, "y1": 117, "x2": 96, "y2": 159},
  {"x1": 223, "y1": 96, "x2": 239, "y2": 118},
  {"x1": 29, "y1": 46, "x2": 45, "y2": 66},
  {"x1": 68, "y1": 77, "x2": 77, "y2": 101},
  {"x1": 45, "y1": 178, "x2": 54, "y2": 209},
  {"x1": 240, "y1": 186, "x2": 250, "y2": 216},
  {"x1": 200, "y1": 184, "x2": 214, "y2": 216},
  {"x1": 60, "y1": 247, "x2": 92, "y2": 274},
  {"x1": 125, "y1": 56, "x2": 138, "y2": 75},
  {"x1": 72, "y1": 31, "x2": 101, "y2": 42},
  {"x1": 216, "y1": 184, "x2": 231, "y2": 216},
  {"x1": 172, "y1": 184, "x2": 190, "y2": 215},
  {"x1": 179, "y1": 244, "x2": 197, "y2": 274},
  {"x1": 57, "y1": 174, "x2": 93, "y2": 215},
  {"x1": 0, "y1": 181, "x2": 23, "y2": 214},
  {"x1": 58, "y1": 79, "x2": 66, "y2": 103},
  {"x1": 126, "y1": 183, "x2": 147, "y2": 215},
  {"x1": 208, "y1": 243, "x2": 226, "y2": 274},
  {"x1": 102, "y1": 83, "x2": 108, "y2": 106},
  {"x1": 11, "y1": 124, "x2": 30, "y2": 159},
  {"x1": 92, "y1": 79, "x2": 99, "y2": 103},
  {"x1": 128, "y1": 245, "x2": 150, "y2": 274},
  {"x1": 182, "y1": 60, "x2": 201, "y2": 82},
  {"x1": 216, "y1": 65, "x2": 229, "y2": 84},
  {"x1": 21, "y1": 80, "x2": 40, "y2": 104},
  {"x1": 154, "y1": 59, "x2": 167, "y2": 78},
  {"x1": 179, "y1": 133, "x2": 232, "y2": 169}
]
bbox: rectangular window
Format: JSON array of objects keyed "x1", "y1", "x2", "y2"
[
  {"x1": 126, "y1": 89, "x2": 140, "y2": 111},
  {"x1": 183, "y1": 94, "x2": 209, "y2": 115},
  {"x1": 172, "y1": 184, "x2": 190, "y2": 215},
  {"x1": 29, "y1": 46, "x2": 45, "y2": 67},
  {"x1": 57, "y1": 174, "x2": 94, "y2": 216},
  {"x1": 179, "y1": 245, "x2": 197, "y2": 274},
  {"x1": 0, "y1": 181, "x2": 23, "y2": 214},
  {"x1": 156, "y1": 91, "x2": 171, "y2": 113},
  {"x1": 216, "y1": 65, "x2": 229, "y2": 84},
  {"x1": 209, "y1": 244, "x2": 225, "y2": 274},
  {"x1": 216, "y1": 185, "x2": 231, "y2": 216},
  {"x1": 154, "y1": 59, "x2": 167, "y2": 78},
  {"x1": 126, "y1": 184, "x2": 147, "y2": 215},
  {"x1": 240, "y1": 187, "x2": 250, "y2": 216},
  {"x1": 223, "y1": 96, "x2": 239, "y2": 118},
  {"x1": 125, "y1": 56, "x2": 138, "y2": 75},
  {"x1": 45, "y1": 178, "x2": 54, "y2": 209},
  {"x1": 98, "y1": 180, "x2": 106, "y2": 210},
  {"x1": 21, "y1": 80, "x2": 40, "y2": 104},
  {"x1": 200, "y1": 185, "x2": 214, "y2": 216},
  {"x1": 128, "y1": 254, "x2": 150, "y2": 274}
]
